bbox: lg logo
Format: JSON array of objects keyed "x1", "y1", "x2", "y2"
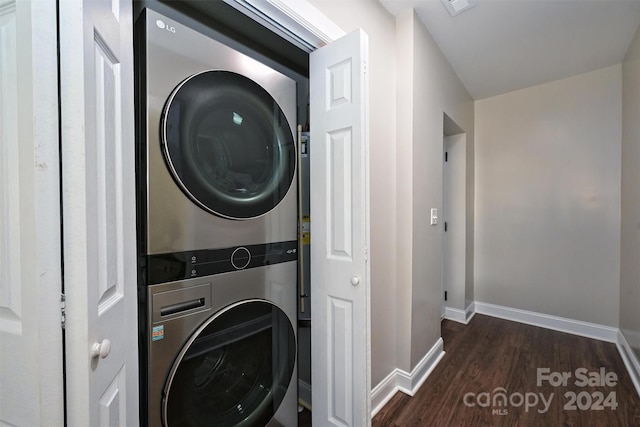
[{"x1": 155, "y1": 19, "x2": 176, "y2": 34}]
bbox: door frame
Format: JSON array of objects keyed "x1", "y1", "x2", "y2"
[
  {"x1": 442, "y1": 133, "x2": 467, "y2": 322},
  {"x1": 222, "y1": 0, "x2": 345, "y2": 52}
]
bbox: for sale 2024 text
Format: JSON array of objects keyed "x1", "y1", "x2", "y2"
[{"x1": 537, "y1": 367, "x2": 618, "y2": 411}]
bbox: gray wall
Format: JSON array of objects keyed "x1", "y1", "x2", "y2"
[
  {"x1": 474, "y1": 65, "x2": 622, "y2": 327},
  {"x1": 621, "y1": 25, "x2": 640, "y2": 357},
  {"x1": 397, "y1": 11, "x2": 475, "y2": 369}
]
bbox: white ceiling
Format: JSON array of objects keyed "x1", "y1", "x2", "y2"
[{"x1": 379, "y1": 0, "x2": 640, "y2": 99}]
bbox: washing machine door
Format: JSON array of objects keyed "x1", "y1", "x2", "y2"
[
  {"x1": 161, "y1": 70, "x2": 296, "y2": 220},
  {"x1": 163, "y1": 300, "x2": 296, "y2": 427}
]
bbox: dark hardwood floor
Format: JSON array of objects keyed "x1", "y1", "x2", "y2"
[{"x1": 373, "y1": 315, "x2": 640, "y2": 426}]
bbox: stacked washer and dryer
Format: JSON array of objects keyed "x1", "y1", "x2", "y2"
[{"x1": 136, "y1": 8, "x2": 299, "y2": 427}]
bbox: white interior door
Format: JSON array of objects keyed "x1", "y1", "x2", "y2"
[
  {"x1": 0, "y1": 1, "x2": 63, "y2": 425},
  {"x1": 59, "y1": 0, "x2": 139, "y2": 425},
  {"x1": 310, "y1": 29, "x2": 371, "y2": 427}
]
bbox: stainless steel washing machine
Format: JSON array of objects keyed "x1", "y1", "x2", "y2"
[
  {"x1": 135, "y1": 7, "x2": 299, "y2": 426},
  {"x1": 146, "y1": 260, "x2": 298, "y2": 427},
  {"x1": 138, "y1": 7, "x2": 298, "y2": 263}
]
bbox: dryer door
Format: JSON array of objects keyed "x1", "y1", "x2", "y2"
[
  {"x1": 161, "y1": 70, "x2": 296, "y2": 220},
  {"x1": 163, "y1": 300, "x2": 296, "y2": 427}
]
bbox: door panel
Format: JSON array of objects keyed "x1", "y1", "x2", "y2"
[
  {"x1": 328, "y1": 129, "x2": 353, "y2": 258},
  {"x1": 329, "y1": 297, "x2": 354, "y2": 424},
  {"x1": 95, "y1": 34, "x2": 124, "y2": 313},
  {"x1": 310, "y1": 29, "x2": 370, "y2": 427},
  {"x1": 0, "y1": 0, "x2": 21, "y2": 336},
  {"x1": 0, "y1": 1, "x2": 63, "y2": 425},
  {"x1": 60, "y1": 0, "x2": 138, "y2": 425}
]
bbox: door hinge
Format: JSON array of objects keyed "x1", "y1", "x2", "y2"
[
  {"x1": 444, "y1": 291, "x2": 448, "y2": 301},
  {"x1": 444, "y1": 221, "x2": 448, "y2": 232},
  {"x1": 362, "y1": 59, "x2": 367, "y2": 75},
  {"x1": 445, "y1": 152, "x2": 448, "y2": 162},
  {"x1": 60, "y1": 293, "x2": 66, "y2": 330}
]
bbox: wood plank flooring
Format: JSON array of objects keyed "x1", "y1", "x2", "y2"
[{"x1": 373, "y1": 315, "x2": 640, "y2": 427}]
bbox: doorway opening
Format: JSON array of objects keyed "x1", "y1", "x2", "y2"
[{"x1": 441, "y1": 113, "x2": 472, "y2": 324}]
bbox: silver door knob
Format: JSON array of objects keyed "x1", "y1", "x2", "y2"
[
  {"x1": 351, "y1": 276, "x2": 360, "y2": 286},
  {"x1": 91, "y1": 339, "x2": 111, "y2": 359}
]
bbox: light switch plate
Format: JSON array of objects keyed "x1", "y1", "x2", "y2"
[{"x1": 430, "y1": 208, "x2": 438, "y2": 225}]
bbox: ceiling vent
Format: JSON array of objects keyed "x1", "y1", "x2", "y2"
[{"x1": 441, "y1": 0, "x2": 476, "y2": 16}]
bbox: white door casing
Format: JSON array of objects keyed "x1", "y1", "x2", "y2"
[
  {"x1": 442, "y1": 136, "x2": 449, "y2": 317},
  {"x1": 0, "y1": 1, "x2": 64, "y2": 425},
  {"x1": 59, "y1": 0, "x2": 139, "y2": 425},
  {"x1": 222, "y1": 0, "x2": 345, "y2": 52},
  {"x1": 443, "y1": 134, "x2": 466, "y2": 312},
  {"x1": 310, "y1": 29, "x2": 371, "y2": 427}
]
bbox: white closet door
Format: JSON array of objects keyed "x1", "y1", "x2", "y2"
[
  {"x1": 0, "y1": 1, "x2": 63, "y2": 425},
  {"x1": 310, "y1": 28, "x2": 371, "y2": 427},
  {"x1": 59, "y1": 0, "x2": 139, "y2": 425}
]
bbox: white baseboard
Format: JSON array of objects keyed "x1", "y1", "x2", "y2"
[
  {"x1": 474, "y1": 301, "x2": 619, "y2": 343},
  {"x1": 370, "y1": 338, "x2": 445, "y2": 417},
  {"x1": 465, "y1": 301, "x2": 476, "y2": 323},
  {"x1": 444, "y1": 307, "x2": 466, "y2": 324},
  {"x1": 616, "y1": 330, "x2": 640, "y2": 398},
  {"x1": 444, "y1": 302, "x2": 476, "y2": 325},
  {"x1": 621, "y1": 328, "x2": 640, "y2": 349},
  {"x1": 369, "y1": 369, "x2": 399, "y2": 418},
  {"x1": 298, "y1": 379, "x2": 311, "y2": 409}
]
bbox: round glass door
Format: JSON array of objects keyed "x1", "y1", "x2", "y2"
[
  {"x1": 161, "y1": 71, "x2": 296, "y2": 219},
  {"x1": 163, "y1": 300, "x2": 296, "y2": 427}
]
